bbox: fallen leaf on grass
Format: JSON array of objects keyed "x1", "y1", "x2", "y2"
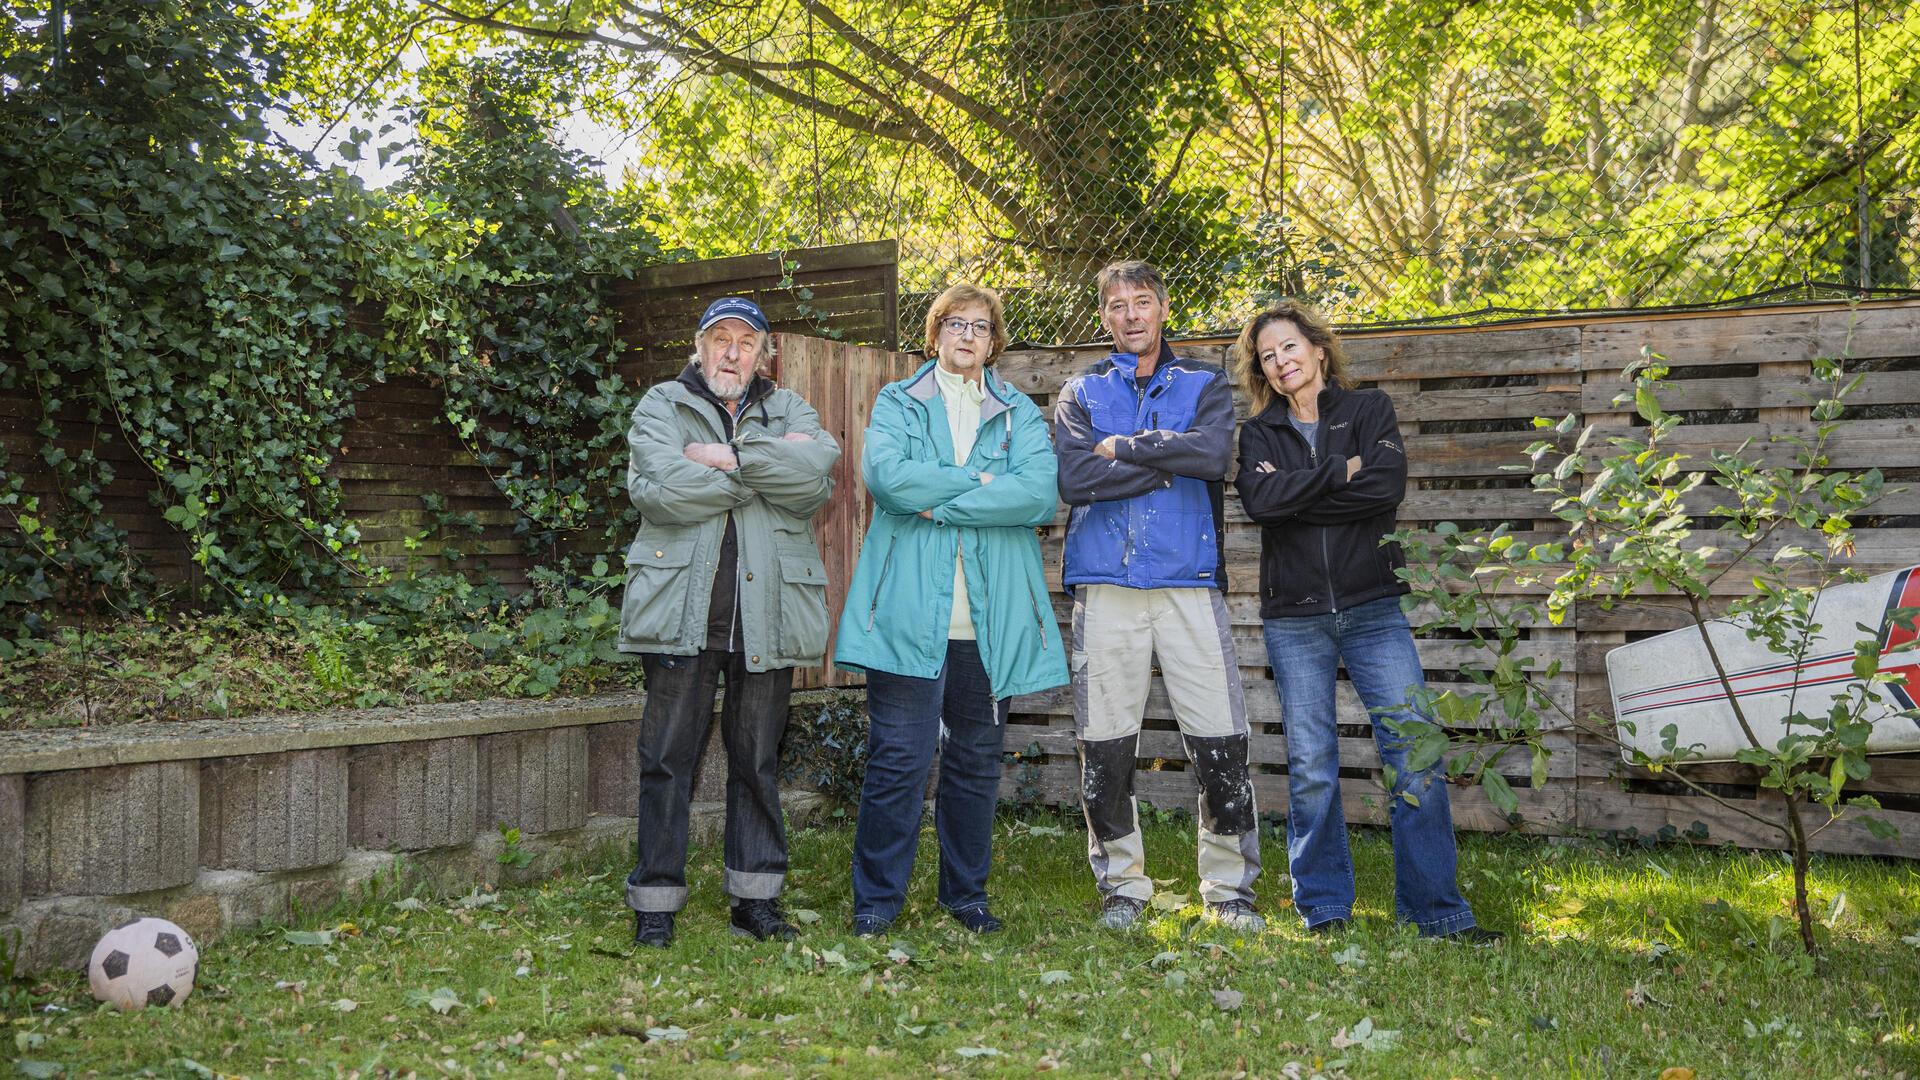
[
  {"x1": 1038, "y1": 970, "x2": 1072, "y2": 985},
  {"x1": 1332, "y1": 945, "x2": 1366, "y2": 968},
  {"x1": 1330, "y1": 1017, "x2": 1399, "y2": 1052},
  {"x1": 791, "y1": 908, "x2": 822, "y2": 925},
  {"x1": 1149, "y1": 893, "x2": 1190, "y2": 912},
  {"x1": 1658, "y1": 1069, "x2": 1696, "y2": 1080},
  {"x1": 645, "y1": 1026, "x2": 690, "y2": 1042},
  {"x1": 14, "y1": 1062, "x2": 64, "y2": 1079},
  {"x1": 1209, "y1": 989, "x2": 1244, "y2": 1012},
  {"x1": 283, "y1": 930, "x2": 334, "y2": 947},
  {"x1": 954, "y1": 1047, "x2": 1001, "y2": 1058},
  {"x1": 391, "y1": 897, "x2": 427, "y2": 912},
  {"x1": 405, "y1": 987, "x2": 464, "y2": 1014},
  {"x1": 331, "y1": 999, "x2": 359, "y2": 1013}
]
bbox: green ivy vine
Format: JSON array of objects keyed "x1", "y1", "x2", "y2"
[{"x1": 0, "y1": 2, "x2": 662, "y2": 638}]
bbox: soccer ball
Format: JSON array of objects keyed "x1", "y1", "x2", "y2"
[{"x1": 87, "y1": 917, "x2": 199, "y2": 1012}]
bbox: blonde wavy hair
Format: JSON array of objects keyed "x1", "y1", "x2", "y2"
[{"x1": 1231, "y1": 300, "x2": 1351, "y2": 416}]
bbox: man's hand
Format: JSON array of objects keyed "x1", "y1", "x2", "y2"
[
  {"x1": 683, "y1": 442, "x2": 739, "y2": 472},
  {"x1": 1345, "y1": 455, "x2": 1363, "y2": 480},
  {"x1": 1253, "y1": 460, "x2": 1276, "y2": 474},
  {"x1": 781, "y1": 432, "x2": 814, "y2": 443},
  {"x1": 1093, "y1": 435, "x2": 1122, "y2": 460},
  {"x1": 979, "y1": 471, "x2": 995, "y2": 485}
]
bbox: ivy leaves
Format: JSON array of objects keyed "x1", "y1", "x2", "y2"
[{"x1": 1, "y1": 8, "x2": 658, "y2": 631}]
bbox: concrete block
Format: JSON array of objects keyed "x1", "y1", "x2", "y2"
[
  {"x1": 397, "y1": 844, "x2": 489, "y2": 895},
  {"x1": 163, "y1": 892, "x2": 224, "y2": 945},
  {"x1": 32, "y1": 909, "x2": 113, "y2": 973},
  {"x1": 348, "y1": 737, "x2": 477, "y2": 851},
  {"x1": 24, "y1": 761, "x2": 199, "y2": 897},
  {"x1": 287, "y1": 871, "x2": 345, "y2": 917},
  {"x1": 475, "y1": 727, "x2": 588, "y2": 835},
  {"x1": 587, "y1": 720, "x2": 640, "y2": 817},
  {"x1": 218, "y1": 873, "x2": 290, "y2": 931},
  {"x1": 200, "y1": 748, "x2": 349, "y2": 872},
  {"x1": 0, "y1": 773, "x2": 23, "y2": 914}
]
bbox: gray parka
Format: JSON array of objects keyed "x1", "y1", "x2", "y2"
[{"x1": 618, "y1": 368, "x2": 841, "y2": 670}]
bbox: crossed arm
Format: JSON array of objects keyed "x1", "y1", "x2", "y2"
[
  {"x1": 1233, "y1": 397, "x2": 1408, "y2": 525},
  {"x1": 626, "y1": 390, "x2": 841, "y2": 524},
  {"x1": 863, "y1": 391, "x2": 1058, "y2": 527}
]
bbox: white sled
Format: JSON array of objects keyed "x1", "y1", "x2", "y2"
[{"x1": 1605, "y1": 565, "x2": 1920, "y2": 763}]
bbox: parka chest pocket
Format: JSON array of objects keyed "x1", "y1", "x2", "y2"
[
  {"x1": 776, "y1": 549, "x2": 830, "y2": 659},
  {"x1": 621, "y1": 539, "x2": 696, "y2": 646}
]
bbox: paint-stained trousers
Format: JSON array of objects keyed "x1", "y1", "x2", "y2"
[{"x1": 1072, "y1": 584, "x2": 1260, "y2": 904}]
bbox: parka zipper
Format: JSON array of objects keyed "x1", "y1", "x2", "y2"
[
  {"x1": 1308, "y1": 413, "x2": 1339, "y2": 613},
  {"x1": 1287, "y1": 413, "x2": 1340, "y2": 614},
  {"x1": 865, "y1": 534, "x2": 899, "y2": 632}
]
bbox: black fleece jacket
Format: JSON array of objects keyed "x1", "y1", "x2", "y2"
[{"x1": 1232, "y1": 384, "x2": 1411, "y2": 618}]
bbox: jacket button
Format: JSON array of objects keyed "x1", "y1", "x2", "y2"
[
  {"x1": 654, "y1": 550, "x2": 663, "y2": 558},
  {"x1": 745, "y1": 571, "x2": 754, "y2": 582},
  {"x1": 750, "y1": 655, "x2": 760, "y2": 665}
]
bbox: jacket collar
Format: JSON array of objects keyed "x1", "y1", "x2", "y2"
[
  {"x1": 1252, "y1": 381, "x2": 1348, "y2": 427},
  {"x1": 902, "y1": 358, "x2": 1015, "y2": 425},
  {"x1": 1105, "y1": 339, "x2": 1180, "y2": 379}
]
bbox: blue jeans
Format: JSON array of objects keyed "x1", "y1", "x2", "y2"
[
  {"x1": 852, "y1": 640, "x2": 1008, "y2": 923},
  {"x1": 1262, "y1": 596, "x2": 1477, "y2": 936}
]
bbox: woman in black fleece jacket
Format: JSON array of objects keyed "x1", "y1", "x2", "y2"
[{"x1": 1231, "y1": 301, "x2": 1500, "y2": 945}]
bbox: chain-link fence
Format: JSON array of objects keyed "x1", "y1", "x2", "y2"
[{"x1": 615, "y1": 0, "x2": 1919, "y2": 345}]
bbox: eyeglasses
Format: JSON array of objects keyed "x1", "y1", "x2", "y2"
[{"x1": 941, "y1": 317, "x2": 993, "y2": 339}]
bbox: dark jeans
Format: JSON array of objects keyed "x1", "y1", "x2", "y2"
[
  {"x1": 625, "y1": 650, "x2": 794, "y2": 913},
  {"x1": 852, "y1": 640, "x2": 1008, "y2": 923}
]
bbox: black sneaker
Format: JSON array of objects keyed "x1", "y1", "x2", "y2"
[
  {"x1": 633, "y1": 910, "x2": 674, "y2": 949},
  {"x1": 852, "y1": 914, "x2": 892, "y2": 938},
  {"x1": 1439, "y1": 925, "x2": 1505, "y2": 947},
  {"x1": 949, "y1": 906, "x2": 1003, "y2": 934},
  {"x1": 730, "y1": 898, "x2": 798, "y2": 941},
  {"x1": 1307, "y1": 917, "x2": 1350, "y2": 936}
]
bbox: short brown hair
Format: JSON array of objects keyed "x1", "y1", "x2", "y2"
[
  {"x1": 923, "y1": 283, "x2": 1009, "y2": 366},
  {"x1": 1095, "y1": 260, "x2": 1167, "y2": 307},
  {"x1": 1231, "y1": 300, "x2": 1351, "y2": 417}
]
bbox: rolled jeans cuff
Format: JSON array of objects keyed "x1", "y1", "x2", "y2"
[
  {"x1": 627, "y1": 883, "x2": 688, "y2": 914},
  {"x1": 726, "y1": 868, "x2": 784, "y2": 901},
  {"x1": 1415, "y1": 910, "x2": 1477, "y2": 937}
]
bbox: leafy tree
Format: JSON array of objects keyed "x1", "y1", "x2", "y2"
[{"x1": 1392, "y1": 346, "x2": 1910, "y2": 956}]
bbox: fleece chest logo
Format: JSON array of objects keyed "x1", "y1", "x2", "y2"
[{"x1": 1330, "y1": 421, "x2": 1350, "y2": 430}]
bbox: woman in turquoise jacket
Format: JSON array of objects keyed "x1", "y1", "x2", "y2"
[{"x1": 833, "y1": 283, "x2": 1068, "y2": 937}]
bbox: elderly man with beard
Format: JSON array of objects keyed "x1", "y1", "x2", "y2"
[{"x1": 618, "y1": 296, "x2": 841, "y2": 948}]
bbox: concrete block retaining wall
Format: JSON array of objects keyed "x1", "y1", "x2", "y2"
[{"x1": 0, "y1": 690, "x2": 840, "y2": 975}]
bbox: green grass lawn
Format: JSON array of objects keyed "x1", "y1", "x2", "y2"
[{"x1": 8, "y1": 812, "x2": 1919, "y2": 1078}]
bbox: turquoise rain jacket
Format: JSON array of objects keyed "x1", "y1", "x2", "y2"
[{"x1": 832, "y1": 361, "x2": 1069, "y2": 701}]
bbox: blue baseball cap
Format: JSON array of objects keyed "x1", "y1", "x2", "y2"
[{"x1": 698, "y1": 296, "x2": 770, "y2": 334}]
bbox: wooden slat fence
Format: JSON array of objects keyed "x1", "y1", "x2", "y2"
[
  {"x1": 982, "y1": 299, "x2": 1920, "y2": 857},
  {"x1": 607, "y1": 240, "x2": 900, "y2": 388}
]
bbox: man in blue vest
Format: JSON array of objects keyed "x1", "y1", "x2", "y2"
[{"x1": 1054, "y1": 260, "x2": 1262, "y2": 932}]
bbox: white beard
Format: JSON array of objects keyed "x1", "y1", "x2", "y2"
[{"x1": 706, "y1": 368, "x2": 752, "y2": 401}]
